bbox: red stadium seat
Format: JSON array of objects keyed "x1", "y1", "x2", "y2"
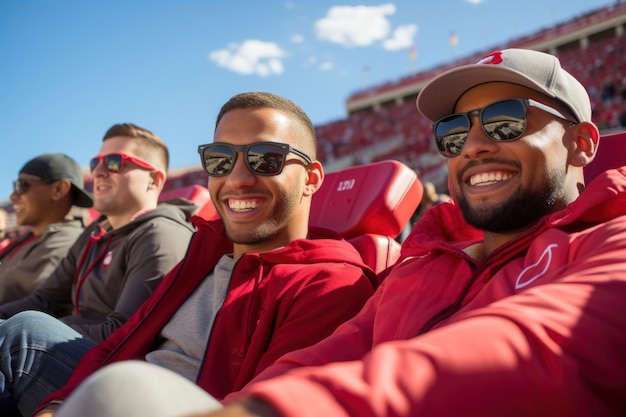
[
  {"x1": 584, "y1": 131, "x2": 626, "y2": 184},
  {"x1": 310, "y1": 160, "x2": 422, "y2": 275},
  {"x1": 310, "y1": 159, "x2": 421, "y2": 239}
]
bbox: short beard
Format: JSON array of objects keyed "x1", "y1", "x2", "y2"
[
  {"x1": 223, "y1": 184, "x2": 303, "y2": 246},
  {"x1": 456, "y1": 176, "x2": 563, "y2": 233}
]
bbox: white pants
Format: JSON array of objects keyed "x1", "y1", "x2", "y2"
[{"x1": 56, "y1": 361, "x2": 223, "y2": 417}]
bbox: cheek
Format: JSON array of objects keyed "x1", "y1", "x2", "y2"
[{"x1": 207, "y1": 178, "x2": 220, "y2": 199}]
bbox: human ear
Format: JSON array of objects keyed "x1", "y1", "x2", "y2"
[
  {"x1": 568, "y1": 121, "x2": 600, "y2": 167},
  {"x1": 52, "y1": 180, "x2": 72, "y2": 201},
  {"x1": 148, "y1": 169, "x2": 167, "y2": 190},
  {"x1": 303, "y1": 161, "x2": 324, "y2": 197}
]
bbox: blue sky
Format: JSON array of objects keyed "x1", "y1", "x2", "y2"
[{"x1": 0, "y1": 0, "x2": 612, "y2": 202}]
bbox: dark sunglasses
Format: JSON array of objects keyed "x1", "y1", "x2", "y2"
[
  {"x1": 197, "y1": 141, "x2": 313, "y2": 177},
  {"x1": 433, "y1": 98, "x2": 577, "y2": 158},
  {"x1": 89, "y1": 153, "x2": 156, "y2": 173},
  {"x1": 12, "y1": 177, "x2": 51, "y2": 195}
]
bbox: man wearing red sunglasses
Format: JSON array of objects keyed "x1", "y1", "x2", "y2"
[
  {"x1": 48, "y1": 50, "x2": 626, "y2": 417},
  {"x1": 0, "y1": 123, "x2": 196, "y2": 415}
]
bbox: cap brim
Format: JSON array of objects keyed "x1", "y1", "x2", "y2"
[
  {"x1": 416, "y1": 64, "x2": 557, "y2": 122},
  {"x1": 71, "y1": 185, "x2": 93, "y2": 208}
]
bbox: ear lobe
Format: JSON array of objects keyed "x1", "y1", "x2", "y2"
[
  {"x1": 569, "y1": 122, "x2": 600, "y2": 167},
  {"x1": 149, "y1": 170, "x2": 167, "y2": 190},
  {"x1": 303, "y1": 161, "x2": 324, "y2": 197}
]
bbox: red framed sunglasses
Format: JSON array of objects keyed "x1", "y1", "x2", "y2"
[{"x1": 89, "y1": 153, "x2": 156, "y2": 173}]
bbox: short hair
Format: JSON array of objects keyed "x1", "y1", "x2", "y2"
[
  {"x1": 215, "y1": 92, "x2": 317, "y2": 159},
  {"x1": 102, "y1": 123, "x2": 169, "y2": 170}
]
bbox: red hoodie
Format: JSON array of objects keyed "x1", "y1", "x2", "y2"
[
  {"x1": 38, "y1": 217, "x2": 376, "y2": 410},
  {"x1": 233, "y1": 167, "x2": 626, "y2": 417}
]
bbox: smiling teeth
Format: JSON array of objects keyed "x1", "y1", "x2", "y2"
[
  {"x1": 229, "y1": 199, "x2": 259, "y2": 211},
  {"x1": 470, "y1": 172, "x2": 513, "y2": 186}
]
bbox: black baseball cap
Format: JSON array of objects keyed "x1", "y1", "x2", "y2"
[{"x1": 19, "y1": 153, "x2": 93, "y2": 207}]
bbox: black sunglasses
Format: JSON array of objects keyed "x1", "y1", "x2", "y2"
[
  {"x1": 13, "y1": 177, "x2": 51, "y2": 195},
  {"x1": 89, "y1": 153, "x2": 156, "y2": 174},
  {"x1": 197, "y1": 141, "x2": 313, "y2": 177},
  {"x1": 433, "y1": 98, "x2": 577, "y2": 158}
]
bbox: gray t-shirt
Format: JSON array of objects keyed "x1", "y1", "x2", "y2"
[{"x1": 145, "y1": 254, "x2": 234, "y2": 381}]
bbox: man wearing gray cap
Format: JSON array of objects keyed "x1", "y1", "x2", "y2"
[
  {"x1": 65, "y1": 49, "x2": 626, "y2": 417},
  {"x1": 0, "y1": 153, "x2": 92, "y2": 303}
]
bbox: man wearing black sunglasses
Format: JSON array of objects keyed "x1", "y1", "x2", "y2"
[
  {"x1": 0, "y1": 153, "x2": 92, "y2": 304},
  {"x1": 0, "y1": 123, "x2": 197, "y2": 416},
  {"x1": 62, "y1": 49, "x2": 626, "y2": 417}
]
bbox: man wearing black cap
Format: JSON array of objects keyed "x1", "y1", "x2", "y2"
[
  {"x1": 0, "y1": 153, "x2": 92, "y2": 303},
  {"x1": 59, "y1": 49, "x2": 626, "y2": 417}
]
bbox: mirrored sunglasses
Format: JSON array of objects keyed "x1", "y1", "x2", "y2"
[
  {"x1": 89, "y1": 153, "x2": 157, "y2": 173},
  {"x1": 433, "y1": 98, "x2": 576, "y2": 158},
  {"x1": 197, "y1": 141, "x2": 313, "y2": 177}
]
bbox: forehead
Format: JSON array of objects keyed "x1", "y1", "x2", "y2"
[
  {"x1": 98, "y1": 136, "x2": 143, "y2": 156},
  {"x1": 214, "y1": 108, "x2": 298, "y2": 146},
  {"x1": 455, "y1": 82, "x2": 546, "y2": 111}
]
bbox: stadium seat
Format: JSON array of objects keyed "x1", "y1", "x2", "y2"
[
  {"x1": 310, "y1": 159, "x2": 422, "y2": 275},
  {"x1": 584, "y1": 131, "x2": 626, "y2": 184},
  {"x1": 195, "y1": 159, "x2": 423, "y2": 276}
]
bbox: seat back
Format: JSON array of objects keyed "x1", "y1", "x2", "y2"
[
  {"x1": 310, "y1": 159, "x2": 422, "y2": 239},
  {"x1": 310, "y1": 160, "x2": 422, "y2": 275},
  {"x1": 584, "y1": 131, "x2": 626, "y2": 184}
]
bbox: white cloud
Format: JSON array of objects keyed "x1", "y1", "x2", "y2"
[
  {"x1": 464, "y1": 0, "x2": 486, "y2": 4},
  {"x1": 382, "y1": 24, "x2": 418, "y2": 51},
  {"x1": 291, "y1": 34, "x2": 305, "y2": 43},
  {"x1": 208, "y1": 40, "x2": 287, "y2": 77},
  {"x1": 315, "y1": 4, "x2": 395, "y2": 47},
  {"x1": 319, "y1": 61, "x2": 334, "y2": 71}
]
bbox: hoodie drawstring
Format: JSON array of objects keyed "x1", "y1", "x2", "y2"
[{"x1": 73, "y1": 232, "x2": 112, "y2": 316}]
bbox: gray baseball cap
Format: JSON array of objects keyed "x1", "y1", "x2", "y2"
[
  {"x1": 417, "y1": 48, "x2": 592, "y2": 124},
  {"x1": 20, "y1": 153, "x2": 93, "y2": 207}
]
